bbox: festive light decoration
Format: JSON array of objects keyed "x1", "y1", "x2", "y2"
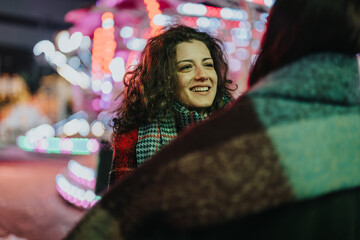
[
  {"x1": 109, "y1": 57, "x2": 125, "y2": 82},
  {"x1": 120, "y1": 26, "x2": 134, "y2": 39},
  {"x1": 91, "y1": 12, "x2": 117, "y2": 86},
  {"x1": 57, "y1": 31, "x2": 83, "y2": 53},
  {"x1": 68, "y1": 160, "x2": 96, "y2": 189},
  {"x1": 56, "y1": 174, "x2": 100, "y2": 209},
  {"x1": 17, "y1": 136, "x2": 100, "y2": 155},
  {"x1": 33, "y1": 35, "x2": 91, "y2": 89},
  {"x1": 177, "y1": 3, "x2": 248, "y2": 21},
  {"x1": 246, "y1": 0, "x2": 275, "y2": 7},
  {"x1": 143, "y1": 0, "x2": 162, "y2": 35},
  {"x1": 90, "y1": 12, "x2": 117, "y2": 112}
]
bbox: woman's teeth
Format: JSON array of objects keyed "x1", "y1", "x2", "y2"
[{"x1": 190, "y1": 87, "x2": 209, "y2": 92}]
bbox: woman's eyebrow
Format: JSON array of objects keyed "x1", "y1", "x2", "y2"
[
  {"x1": 176, "y1": 59, "x2": 193, "y2": 64},
  {"x1": 177, "y1": 57, "x2": 213, "y2": 64}
]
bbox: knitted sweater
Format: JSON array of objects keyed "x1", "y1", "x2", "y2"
[{"x1": 65, "y1": 52, "x2": 360, "y2": 240}]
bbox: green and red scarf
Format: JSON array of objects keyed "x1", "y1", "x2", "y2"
[{"x1": 136, "y1": 94, "x2": 232, "y2": 165}]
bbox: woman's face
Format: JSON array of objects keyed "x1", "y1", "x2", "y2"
[{"x1": 175, "y1": 40, "x2": 218, "y2": 109}]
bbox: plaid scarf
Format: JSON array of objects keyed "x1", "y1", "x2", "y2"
[{"x1": 136, "y1": 93, "x2": 232, "y2": 165}]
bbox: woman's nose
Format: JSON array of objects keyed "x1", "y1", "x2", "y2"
[{"x1": 195, "y1": 67, "x2": 208, "y2": 81}]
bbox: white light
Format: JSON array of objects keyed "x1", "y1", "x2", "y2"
[
  {"x1": 181, "y1": 3, "x2": 207, "y2": 16},
  {"x1": 68, "y1": 160, "x2": 96, "y2": 182},
  {"x1": 91, "y1": 121, "x2": 105, "y2": 137},
  {"x1": 120, "y1": 26, "x2": 134, "y2": 39},
  {"x1": 264, "y1": 0, "x2": 275, "y2": 7},
  {"x1": 102, "y1": 19, "x2": 114, "y2": 29},
  {"x1": 97, "y1": 111, "x2": 112, "y2": 122},
  {"x1": 33, "y1": 40, "x2": 55, "y2": 56},
  {"x1": 220, "y1": 8, "x2": 247, "y2": 21},
  {"x1": 58, "y1": 31, "x2": 83, "y2": 53},
  {"x1": 56, "y1": 174, "x2": 68, "y2": 189},
  {"x1": 234, "y1": 38, "x2": 249, "y2": 47},
  {"x1": 57, "y1": 65, "x2": 77, "y2": 86},
  {"x1": 232, "y1": 28, "x2": 252, "y2": 40},
  {"x1": 25, "y1": 124, "x2": 55, "y2": 143},
  {"x1": 101, "y1": 81, "x2": 113, "y2": 94},
  {"x1": 109, "y1": 57, "x2": 125, "y2": 82},
  {"x1": 78, "y1": 119, "x2": 90, "y2": 137},
  {"x1": 220, "y1": 8, "x2": 234, "y2": 20},
  {"x1": 57, "y1": 64, "x2": 90, "y2": 89},
  {"x1": 235, "y1": 48, "x2": 250, "y2": 60},
  {"x1": 251, "y1": 39, "x2": 260, "y2": 51},
  {"x1": 80, "y1": 36, "x2": 91, "y2": 50},
  {"x1": 260, "y1": 13, "x2": 269, "y2": 23},
  {"x1": 91, "y1": 79, "x2": 102, "y2": 92},
  {"x1": 38, "y1": 138, "x2": 49, "y2": 150},
  {"x1": 196, "y1": 17, "x2": 211, "y2": 28},
  {"x1": 77, "y1": 72, "x2": 91, "y2": 89},
  {"x1": 235, "y1": 10, "x2": 248, "y2": 20},
  {"x1": 251, "y1": 54, "x2": 258, "y2": 64},
  {"x1": 78, "y1": 50, "x2": 92, "y2": 66},
  {"x1": 239, "y1": 21, "x2": 252, "y2": 30},
  {"x1": 60, "y1": 139, "x2": 74, "y2": 152},
  {"x1": 63, "y1": 119, "x2": 81, "y2": 136},
  {"x1": 87, "y1": 139, "x2": 100, "y2": 153},
  {"x1": 209, "y1": 18, "x2": 220, "y2": 29},
  {"x1": 224, "y1": 42, "x2": 236, "y2": 55},
  {"x1": 152, "y1": 14, "x2": 171, "y2": 26},
  {"x1": 177, "y1": 3, "x2": 185, "y2": 14},
  {"x1": 68, "y1": 56, "x2": 81, "y2": 69},
  {"x1": 101, "y1": 93, "x2": 112, "y2": 102},
  {"x1": 37, "y1": 124, "x2": 55, "y2": 137},
  {"x1": 229, "y1": 58, "x2": 242, "y2": 72},
  {"x1": 254, "y1": 20, "x2": 265, "y2": 32},
  {"x1": 75, "y1": 189, "x2": 86, "y2": 202},
  {"x1": 47, "y1": 51, "x2": 67, "y2": 67},
  {"x1": 85, "y1": 190, "x2": 96, "y2": 202},
  {"x1": 126, "y1": 38, "x2": 147, "y2": 51}
]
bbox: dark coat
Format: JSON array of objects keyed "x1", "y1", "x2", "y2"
[{"x1": 65, "y1": 53, "x2": 360, "y2": 240}]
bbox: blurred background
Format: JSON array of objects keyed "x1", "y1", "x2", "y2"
[{"x1": 0, "y1": 0, "x2": 271, "y2": 239}]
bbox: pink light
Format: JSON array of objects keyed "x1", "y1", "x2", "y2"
[
  {"x1": 204, "y1": 6, "x2": 221, "y2": 18},
  {"x1": 82, "y1": 200, "x2": 90, "y2": 209},
  {"x1": 250, "y1": 0, "x2": 265, "y2": 5},
  {"x1": 35, "y1": 138, "x2": 49, "y2": 153},
  {"x1": 91, "y1": 98, "x2": 102, "y2": 111},
  {"x1": 88, "y1": 139, "x2": 100, "y2": 153},
  {"x1": 60, "y1": 138, "x2": 74, "y2": 154}
]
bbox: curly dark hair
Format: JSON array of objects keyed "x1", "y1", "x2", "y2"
[
  {"x1": 248, "y1": 0, "x2": 360, "y2": 87},
  {"x1": 113, "y1": 24, "x2": 235, "y2": 134}
]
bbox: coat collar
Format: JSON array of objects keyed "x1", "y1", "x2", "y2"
[{"x1": 248, "y1": 52, "x2": 360, "y2": 105}]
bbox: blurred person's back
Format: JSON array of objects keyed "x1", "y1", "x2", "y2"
[{"x1": 64, "y1": 0, "x2": 360, "y2": 239}]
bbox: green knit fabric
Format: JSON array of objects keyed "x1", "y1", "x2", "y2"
[
  {"x1": 248, "y1": 52, "x2": 360, "y2": 200},
  {"x1": 136, "y1": 104, "x2": 204, "y2": 165},
  {"x1": 136, "y1": 93, "x2": 232, "y2": 165}
]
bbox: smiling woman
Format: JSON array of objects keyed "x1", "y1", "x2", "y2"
[
  {"x1": 109, "y1": 25, "x2": 235, "y2": 186},
  {"x1": 176, "y1": 40, "x2": 218, "y2": 111}
]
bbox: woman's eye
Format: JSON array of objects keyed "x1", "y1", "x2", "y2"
[
  {"x1": 205, "y1": 63, "x2": 214, "y2": 67},
  {"x1": 179, "y1": 65, "x2": 192, "y2": 71}
]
